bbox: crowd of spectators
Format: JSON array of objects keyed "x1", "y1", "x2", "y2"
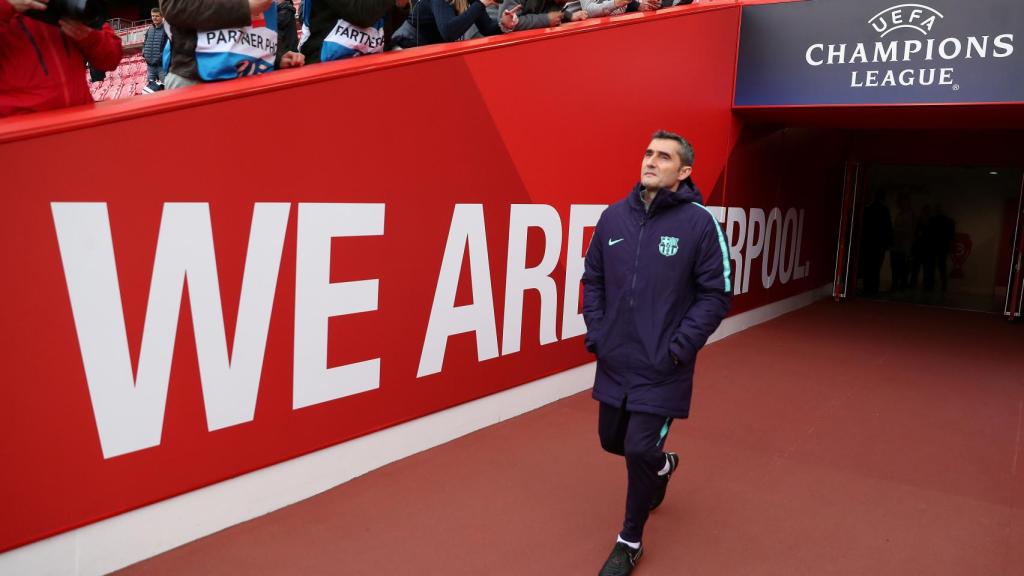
[{"x1": 0, "y1": 0, "x2": 699, "y2": 117}]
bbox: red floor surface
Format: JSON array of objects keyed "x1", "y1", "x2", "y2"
[{"x1": 116, "y1": 300, "x2": 1024, "y2": 575}]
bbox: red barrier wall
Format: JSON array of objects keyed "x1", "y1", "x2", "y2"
[
  {"x1": 721, "y1": 124, "x2": 846, "y2": 314},
  {"x1": 0, "y1": 6, "x2": 748, "y2": 552}
]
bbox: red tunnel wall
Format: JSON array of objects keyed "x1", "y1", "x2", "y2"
[{"x1": 720, "y1": 122, "x2": 846, "y2": 314}]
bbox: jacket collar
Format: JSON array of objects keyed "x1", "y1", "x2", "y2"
[{"x1": 628, "y1": 178, "x2": 703, "y2": 215}]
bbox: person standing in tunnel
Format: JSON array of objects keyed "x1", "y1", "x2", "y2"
[
  {"x1": 911, "y1": 203, "x2": 932, "y2": 290},
  {"x1": 890, "y1": 191, "x2": 915, "y2": 292},
  {"x1": 582, "y1": 130, "x2": 731, "y2": 576},
  {"x1": 860, "y1": 190, "x2": 893, "y2": 297},
  {"x1": 930, "y1": 205, "x2": 955, "y2": 292}
]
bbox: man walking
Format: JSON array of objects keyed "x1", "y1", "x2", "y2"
[{"x1": 583, "y1": 130, "x2": 731, "y2": 575}]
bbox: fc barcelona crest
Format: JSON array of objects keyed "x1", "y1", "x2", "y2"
[{"x1": 659, "y1": 236, "x2": 679, "y2": 257}]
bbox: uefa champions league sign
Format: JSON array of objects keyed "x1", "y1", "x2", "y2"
[{"x1": 735, "y1": 0, "x2": 1024, "y2": 105}]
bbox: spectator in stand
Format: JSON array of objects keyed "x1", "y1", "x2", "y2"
[
  {"x1": 276, "y1": 0, "x2": 298, "y2": 54},
  {"x1": 579, "y1": 0, "x2": 662, "y2": 18},
  {"x1": 390, "y1": 0, "x2": 519, "y2": 48},
  {"x1": 160, "y1": 0, "x2": 305, "y2": 90},
  {"x1": 300, "y1": 0, "x2": 390, "y2": 64},
  {"x1": 580, "y1": 0, "x2": 629, "y2": 18},
  {"x1": 0, "y1": 0, "x2": 123, "y2": 117},
  {"x1": 383, "y1": 0, "x2": 410, "y2": 49},
  {"x1": 497, "y1": 0, "x2": 586, "y2": 32},
  {"x1": 142, "y1": 7, "x2": 169, "y2": 93}
]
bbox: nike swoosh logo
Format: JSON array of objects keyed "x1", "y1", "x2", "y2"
[{"x1": 608, "y1": 238, "x2": 624, "y2": 246}]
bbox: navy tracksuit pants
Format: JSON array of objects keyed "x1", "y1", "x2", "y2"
[{"x1": 598, "y1": 400, "x2": 673, "y2": 543}]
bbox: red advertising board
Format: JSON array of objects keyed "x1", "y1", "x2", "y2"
[{"x1": 0, "y1": 7, "x2": 763, "y2": 552}]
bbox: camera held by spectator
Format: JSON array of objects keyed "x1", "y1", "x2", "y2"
[{"x1": 23, "y1": 0, "x2": 101, "y2": 25}]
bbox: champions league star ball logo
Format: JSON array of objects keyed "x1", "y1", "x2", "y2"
[
  {"x1": 868, "y1": 4, "x2": 944, "y2": 38},
  {"x1": 659, "y1": 236, "x2": 679, "y2": 257}
]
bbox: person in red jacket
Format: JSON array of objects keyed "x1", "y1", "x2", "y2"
[{"x1": 0, "y1": 0, "x2": 123, "y2": 117}]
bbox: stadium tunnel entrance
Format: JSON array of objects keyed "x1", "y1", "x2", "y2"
[{"x1": 732, "y1": 106, "x2": 1024, "y2": 320}]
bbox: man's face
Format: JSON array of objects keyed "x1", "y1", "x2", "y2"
[
  {"x1": 152, "y1": 12, "x2": 163, "y2": 26},
  {"x1": 640, "y1": 138, "x2": 691, "y2": 192}
]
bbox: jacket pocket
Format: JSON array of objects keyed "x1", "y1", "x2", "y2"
[
  {"x1": 585, "y1": 322, "x2": 605, "y2": 355},
  {"x1": 669, "y1": 336, "x2": 693, "y2": 370},
  {"x1": 594, "y1": 327, "x2": 617, "y2": 361},
  {"x1": 653, "y1": 339, "x2": 679, "y2": 377}
]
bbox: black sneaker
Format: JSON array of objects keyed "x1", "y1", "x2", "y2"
[
  {"x1": 141, "y1": 81, "x2": 160, "y2": 94},
  {"x1": 649, "y1": 452, "x2": 679, "y2": 511},
  {"x1": 598, "y1": 541, "x2": 643, "y2": 576}
]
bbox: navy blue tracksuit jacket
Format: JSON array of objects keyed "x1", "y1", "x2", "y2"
[{"x1": 582, "y1": 180, "x2": 732, "y2": 419}]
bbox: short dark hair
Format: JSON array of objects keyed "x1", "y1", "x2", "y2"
[
  {"x1": 651, "y1": 130, "x2": 694, "y2": 166},
  {"x1": 151, "y1": 7, "x2": 160, "y2": 14}
]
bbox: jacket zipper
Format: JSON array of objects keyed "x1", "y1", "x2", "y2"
[
  {"x1": 16, "y1": 17, "x2": 49, "y2": 76},
  {"x1": 46, "y1": 35, "x2": 71, "y2": 106},
  {"x1": 629, "y1": 211, "x2": 649, "y2": 308}
]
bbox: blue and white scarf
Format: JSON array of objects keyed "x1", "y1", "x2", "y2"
[
  {"x1": 195, "y1": 6, "x2": 278, "y2": 81},
  {"x1": 321, "y1": 16, "x2": 384, "y2": 61}
]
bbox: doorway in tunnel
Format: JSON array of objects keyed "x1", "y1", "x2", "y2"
[
  {"x1": 731, "y1": 114, "x2": 1024, "y2": 319},
  {"x1": 850, "y1": 164, "x2": 1023, "y2": 314}
]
